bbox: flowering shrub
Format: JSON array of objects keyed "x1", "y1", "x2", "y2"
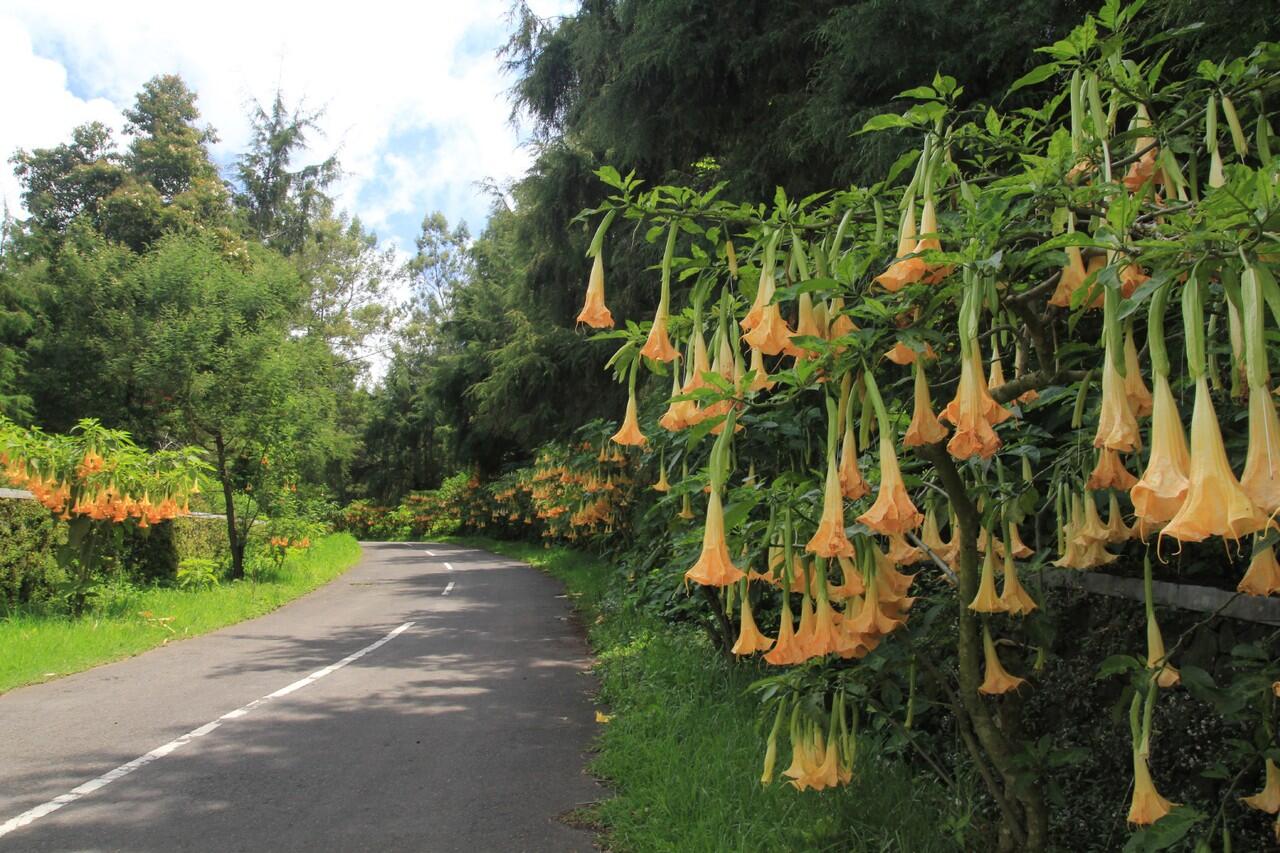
[{"x1": 557, "y1": 4, "x2": 1280, "y2": 848}]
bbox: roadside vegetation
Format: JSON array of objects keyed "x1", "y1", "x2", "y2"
[
  {"x1": 453, "y1": 536, "x2": 968, "y2": 852},
  {"x1": 0, "y1": 533, "x2": 359, "y2": 694}
]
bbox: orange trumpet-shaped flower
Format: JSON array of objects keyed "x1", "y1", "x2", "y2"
[
  {"x1": 978, "y1": 626, "x2": 1026, "y2": 695},
  {"x1": 969, "y1": 542, "x2": 1009, "y2": 613},
  {"x1": 846, "y1": 574, "x2": 904, "y2": 638},
  {"x1": 742, "y1": 303, "x2": 796, "y2": 356},
  {"x1": 806, "y1": 587, "x2": 842, "y2": 658},
  {"x1": 1000, "y1": 548, "x2": 1038, "y2": 615},
  {"x1": 1088, "y1": 448, "x2": 1138, "y2": 491},
  {"x1": 921, "y1": 508, "x2": 945, "y2": 553},
  {"x1": 1095, "y1": 348, "x2": 1142, "y2": 452},
  {"x1": 1124, "y1": 328, "x2": 1153, "y2": 418},
  {"x1": 576, "y1": 253, "x2": 614, "y2": 328},
  {"x1": 1127, "y1": 751, "x2": 1177, "y2": 825},
  {"x1": 1131, "y1": 373, "x2": 1192, "y2": 533},
  {"x1": 1240, "y1": 386, "x2": 1280, "y2": 517},
  {"x1": 884, "y1": 341, "x2": 936, "y2": 366},
  {"x1": 793, "y1": 589, "x2": 817, "y2": 654},
  {"x1": 684, "y1": 489, "x2": 745, "y2": 586},
  {"x1": 904, "y1": 363, "x2": 948, "y2": 447},
  {"x1": 886, "y1": 533, "x2": 924, "y2": 565},
  {"x1": 829, "y1": 555, "x2": 866, "y2": 600},
  {"x1": 838, "y1": 420, "x2": 870, "y2": 501},
  {"x1": 747, "y1": 347, "x2": 775, "y2": 392},
  {"x1": 1146, "y1": 608, "x2": 1180, "y2": 688},
  {"x1": 874, "y1": 202, "x2": 927, "y2": 292},
  {"x1": 1104, "y1": 492, "x2": 1134, "y2": 544},
  {"x1": 611, "y1": 392, "x2": 646, "y2": 446},
  {"x1": 659, "y1": 370, "x2": 695, "y2": 432},
  {"x1": 914, "y1": 198, "x2": 952, "y2": 284},
  {"x1": 857, "y1": 434, "x2": 924, "y2": 535},
  {"x1": 764, "y1": 594, "x2": 805, "y2": 665},
  {"x1": 1121, "y1": 264, "x2": 1150, "y2": 299},
  {"x1": 741, "y1": 265, "x2": 774, "y2": 332},
  {"x1": 1243, "y1": 759, "x2": 1280, "y2": 814},
  {"x1": 639, "y1": 309, "x2": 679, "y2": 362},
  {"x1": 1049, "y1": 246, "x2": 1089, "y2": 308},
  {"x1": 682, "y1": 326, "x2": 713, "y2": 395},
  {"x1": 731, "y1": 586, "x2": 775, "y2": 655},
  {"x1": 1238, "y1": 544, "x2": 1280, "y2": 596},
  {"x1": 653, "y1": 465, "x2": 671, "y2": 493},
  {"x1": 941, "y1": 348, "x2": 1001, "y2": 460},
  {"x1": 827, "y1": 298, "x2": 857, "y2": 339},
  {"x1": 974, "y1": 348, "x2": 1014, "y2": 426},
  {"x1": 807, "y1": 454, "x2": 856, "y2": 558},
  {"x1": 1161, "y1": 377, "x2": 1265, "y2": 544}
]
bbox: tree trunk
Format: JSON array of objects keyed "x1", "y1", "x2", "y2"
[
  {"x1": 215, "y1": 432, "x2": 245, "y2": 581},
  {"x1": 919, "y1": 443, "x2": 1048, "y2": 851}
]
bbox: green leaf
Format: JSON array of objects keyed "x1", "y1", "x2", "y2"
[
  {"x1": 1008, "y1": 62, "x2": 1062, "y2": 94},
  {"x1": 858, "y1": 113, "x2": 914, "y2": 134},
  {"x1": 895, "y1": 85, "x2": 937, "y2": 101}
]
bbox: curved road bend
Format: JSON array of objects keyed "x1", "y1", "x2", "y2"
[{"x1": 0, "y1": 542, "x2": 601, "y2": 852}]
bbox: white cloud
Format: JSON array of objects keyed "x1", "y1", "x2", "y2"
[{"x1": 0, "y1": 0, "x2": 578, "y2": 252}]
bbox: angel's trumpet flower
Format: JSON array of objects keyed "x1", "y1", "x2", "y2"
[
  {"x1": 1240, "y1": 385, "x2": 1280, "y2": 517},
  {"x1": 1088, "y1": 448, "x2": 1138, "y2": 491},
  {"x1": 793, "y1": 588, "x2": 817, "y2": 655},
  {"x1": 747, "y1": 347, "x2": 775, "y2": 392},
  {"x1": 684, "y1": 489, "x2": 745, "y2": 586},
  {"x1": 653, "y1": 465, "x2": 671, "y2": 493},
  {"x1": 576, "y1": 253, "x2": 614, "y2": 328},
  {"x1": 838, "y1": 419, "x2": 870, "y2": 501},
  {"x1": 610, "y1": 389, "x2": 646, "y2": 446},
  {"x1": 1127, "y1": 751, "x2": 1177, "y2": 825},
  {"x1": 1146, "y1": 608, "x2": 1180, "y2": 689},
  {"x1": 1131, "y1": 373, "x2": 1191, "y2": 534},
  {"x1": 886, "y1": 533, "x2": 924, "y2": 565},
  {"x1": 760, "y1": 705, "x2": 784, "y2": 784},
  {"x1": 1122, "y1": 106, "x2": 1162, "y2": 194},
  {"x1": 914, "y1": 198, "x2": 952, "y2": 284},
  {"x1": 904, "y1": 362, "x2": 948, "y2": 447},
  {"x1": 874, "y1": 202, "x2": 927, "y2": 292},
  {"x1": 1050, "y1": 246, "x2": 1089, "y2": 308},
  {"x1": 969, "y1": 540, "x2": 1009, "y2": 613},
  {"x1": 941, "y1": 348, "x2": 1001, "y2": 460},
  {"x1": 827, "y1": 298, "x2": 857, "y2": 339},
  {"x1": 1161, "y1": 377, "x2": 1265, "y2": 544},
  {"x1": 999, "y1": 546, "x2": 1038, "y2": 615},
  {"x1": 742, "y1": 302, "x2": 796, "y2": 356},
  {"x1": 978, "y1": 625, "x2": 1026, "y2": 695},
  {"x1": 1124, "y1": 328, "x2": 1154, "y2": 417},
  {"x1": 730, "y1": 582, "x2": 775, "y2": 655},
  {"x1": 1238, "y1": 543, "x2": 1280, "y2": 597},
  {"x1": 921, "y1": 508, "x2": 946, "y2": 554},
  {"x1": 829, "y1": 555, "x2": 865, "y2": 599},
  {"x1": 1103, "y1": 492, "x2": 1134, "y2": 544},
  {"x1": 741, "y1": 265, "x2": 774, "y2": 332},
  {"x1": 806, "y1": 453, "x2": 856, "y2": 558},
  {"x1": 659, "y1": 369, "x2": 695, "y2": 432},
  {"x1": 885, "y1": 341, "x2": 936, "y2": 366},
  {"x1": 639, "y1": 308, "x2": 679, "y2": 362},
  {"x1": 1243, "y1": 759, "x2": 1280, "y2": 814},
  {"x1": 857, "y1": 434, "x2": 924, "y2": 535},
  {"x1": 805, "y1": 566, "x2": 841, "y2": 658},
  {"x1": 1121, "y1": 264, "x2": 1150, "y2": 299},
  {"x1": 846, "y1": 571, "x2": 904, "y2": 638},
  {"x1": 764, "y1": 592, "x2": 805, "y2": 665},
  {"x1": 1095, "y1": 348, "x2": 1142, "y2": 452}
]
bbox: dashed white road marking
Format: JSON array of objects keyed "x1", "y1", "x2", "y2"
[
  {"x1": 444, "y1": 562, "x2": 454, "y2": 572},
  {"x1": 423, "y1": 549, "x2": 436, "y2": 557},
  {"x1": 0, "y1": 621, "x2": 416, "y2": 840},
  {"x1": 442, "y1": 581, "x2": 455, "y2": 596}
]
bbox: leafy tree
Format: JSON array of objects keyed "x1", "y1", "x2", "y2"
[{"x1": 233, "y1": 90, "x2": 340, "y2": 255}]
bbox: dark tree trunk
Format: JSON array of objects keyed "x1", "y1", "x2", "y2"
[{"x1": 215, "y1": 432, "x2": 245, "y2": 581}]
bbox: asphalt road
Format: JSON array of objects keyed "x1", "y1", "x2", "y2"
[{"x1": 0, "y1": 542, "x2": 602, "y2": 852}]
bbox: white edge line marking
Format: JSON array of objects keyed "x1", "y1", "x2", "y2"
[
  {"x1": 0, "y1": 621, "x2": 415, "y2": 840},
  {"x1": 423, "y1": 549, "x2": 436, "y2": 556},
  {"x1": 442, "y1": 581, "x2": 455, "y2": 596}
]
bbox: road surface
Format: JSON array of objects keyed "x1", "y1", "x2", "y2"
[{"x1": 0, "y1": 542, "x2": 601, "y2": 852}]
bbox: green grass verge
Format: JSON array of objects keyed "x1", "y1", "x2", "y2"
[
  {"x1": 0, "y1": 533, "x2": 362, "y2": 694},
  {"x1": 448, "y1": 536, "x2": 967, "y2": 853}
]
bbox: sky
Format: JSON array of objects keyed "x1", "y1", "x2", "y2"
[{"x1": 0, "y1": 0, "x2": 575, "y2": 256}]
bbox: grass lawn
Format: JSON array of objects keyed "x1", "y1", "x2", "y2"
[
  {"x1": 0, "y1": 533, "x2": 362, "y2": 694},
  {"x1": 448, "y1": 536, "x2": 969, "y2": 853}
]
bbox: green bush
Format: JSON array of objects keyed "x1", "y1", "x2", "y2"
[
  {"x1": 0, "y1": 498, "x2": 64, "y2": 608},
  {"x1": 176, "y1": 557, "x2": 221, "y2": 590}
]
